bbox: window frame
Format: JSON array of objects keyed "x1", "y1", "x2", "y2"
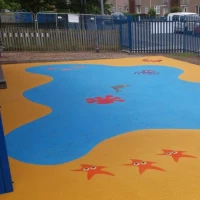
[
  {"x1": 136, "y1": 5, "x2": 141, "y2": 14},
  {"x1": 196, "y1": 6, "x2": 200, "y2": 14},
  {"x1": 154, "y1": 5, "x2": 160, "y2": 15},
  {"x1": 145, "y1": 7, "x2": 149, "y2": 14}
]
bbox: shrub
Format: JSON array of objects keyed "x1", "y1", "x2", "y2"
[
  {"x1": 148, "y1": 8, "x2": 156, "y2": 17},
  {"x1": 170, "y1": 7, "x2": 181, "y2": 13}
]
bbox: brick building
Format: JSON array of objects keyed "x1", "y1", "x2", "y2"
[
  {"x1": 108, "y1": 0, "x2": 200, "y2": 16},
  {"x1": 107, "y1": 0, "x2": 129, "y2": 13},
  {"x1": 128, "y1": 0, "x2": 200, "y2": 16}
]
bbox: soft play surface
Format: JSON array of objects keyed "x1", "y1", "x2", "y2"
[{"x1": 1, "y1": 57, "x2": 200, "y2": 200}]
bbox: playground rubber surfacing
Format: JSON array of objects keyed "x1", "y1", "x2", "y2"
[{"x1": 1, "y1": 56, "x2": 200, "y2": 199}]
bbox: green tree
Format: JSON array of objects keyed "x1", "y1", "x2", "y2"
[
  {"x1": 148, "y1": 8, "x2": 156, "y2": 17},
  {"x1": 55, "y1": 0, "x2": 69, "y2": 12},
  {"x1": 15, "y1": 0, "x2": 51, "y2": 13},
  {"x1": 0, "y1": 0, "x2": 21, "y2": 11},
  {"x1": 1, "y1": 0, "x2": 111, "y2": 14},
  {"x1": 164, "y1": 12, "x2": 168, "y2": 17},
  {"x1": 66, "y1": 0, "x2": 111, "y2": 14}
]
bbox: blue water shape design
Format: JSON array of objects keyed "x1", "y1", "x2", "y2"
[{"x1": 5, "y1": 64, "x2": 200, "y2": 165}]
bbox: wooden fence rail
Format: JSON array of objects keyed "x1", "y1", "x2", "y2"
[{"x1": 0, "y1": 28, "x2": 120, "y2": 51}]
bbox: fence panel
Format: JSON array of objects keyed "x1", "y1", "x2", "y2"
[
  {"x1": 1, "y1": 28, "x2": 120, "y2": 51},
  {"x1": 120, "y1": 16, "x2": 200, "y2": 56},
  {"x1": 120, "y1": 16, "x2": 130, "y2": 52},
  {"x1": 1, "y1": 13, "x2": 122, "y2": 31},
  {"x1": 0, "y1": 12, "x2": 35, "y2": 29}
]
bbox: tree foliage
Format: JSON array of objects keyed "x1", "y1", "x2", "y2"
[
  {"x1": 148, "y1": 8, "x2": 156, "y2": 17},
  {"x1": 56, "y1": 0, "x2": 111, "y2": 14},
  {"x1": 0, "y1": 0, "x2": 21, "y2": 11},
  {"x1": 15, "y1": 0, "x2": 52, "y2": 13},
  {"x1": 1, "y1": 0, "x2": 111, "y2": 14}
]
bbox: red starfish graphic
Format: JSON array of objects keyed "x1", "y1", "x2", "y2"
[
  {"x1": 72, "y1": 164, "x2": 115, "y2": 180},
  {"x1": 142, "y1": 59, "x2": 162, "y2": 62},
  {"x1": 158, "y1": 149, "x2": 197, "y2": 162},
  {"x1": 86, "y1": 95, "x2": 124, "y2": 104},
  {"x1": 123, "y1": 159, "x2": 165, "y2": 174}
]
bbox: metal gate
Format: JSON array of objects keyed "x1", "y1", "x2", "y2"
[
  {"x1": 120, "y1": 15, "x2": 132, "y2": 52},
  {"x1": 120, "y1": 15, "x2": 200, "y2": 55}
]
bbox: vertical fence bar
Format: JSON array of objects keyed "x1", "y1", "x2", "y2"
[
  {"x1": 150, "y1": 16, "x2": 153, "y2": 53},
  {"x1": 160, "y1": 19, "x2": 163, "y2": 53},
  {"x1": 157, "y1": 17, "x2": 160, "y2": 53},
  {"x1": 185, "y1": 17, "x2": 189, "y2": 53},
  {"x1": 168, "y1": 16, "x2": 171, "y2": 53},
  {"x1": 166, "y1": 18, "x2": 168, "y2": 53},
  {"x1": 137, "y1": 16, "x2": 139, "y2": 53},
  {"x1": 183, "y1": 19, "x2": 186, "y2": 53},
  {"x1": 56, "y1": 13, "x2": 58, "y2": 30},
  {"x1": 134, "y1": 16, "x2": 137, "y2": 53},
  {"x1": 119, "y1": 15, "x2": 122, "y2": 50},
  {"x1": 170, "y1": 18, "x2": 173, "y2": 53},
  {"x1": 128, "y1": 15, "x2": 133, "y2": 53},
  {"x1": 194, "y1": 21, "x2": 197, "y2": 55},
  {"x1": 144, "y1": 16, "x2": 147, "y2": 53},
  {"x1": 154, "y1": 18, "x2": 156, "y2": 53},
  {"x1": 140, "y1": 18, "x2": 142, "y2": 53}
]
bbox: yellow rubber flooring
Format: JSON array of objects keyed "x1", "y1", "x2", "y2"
[{"x1": 1, "y1": 56, "x2": 200, "y2": 200}]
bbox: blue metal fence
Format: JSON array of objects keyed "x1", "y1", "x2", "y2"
[
  {"x1": 121, "y1": 15, "x2": 200, "y2": 55},
  {"x1": 0, "y1": 12, "x2": 123, "y2": 30},
  {"x1": 36, "y1": 13, "x2": 121, "y2": 30},
  {"x1": 14, "y1": 12, "x2": 34, "y2": 23},
  {"x1": 1, "y1": 12, "x2": 200, "y2": 55}
]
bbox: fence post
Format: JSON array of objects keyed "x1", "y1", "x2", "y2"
[
  {"x1": 56, "y1": 13, "x2": 58, "y2": 29},
  {"x1": 119, "y1": 15, "x2": 123, "y2": 50},
  {"x1": 183, "y1": 19, "x2": 186, "y2": 53},
  {"x1": 0, "y1": 110, "x2": 13, "y2": 195},
  {"x1": 128, "y1": 15, "x2": 133, "y2": 53},
  {"x1": 34, "y1": 13, "x2": 37, "y2": 31}
]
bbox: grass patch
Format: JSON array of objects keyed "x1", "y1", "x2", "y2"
[{"x1": 172, "y1": 52, "x2": 198, "y2": 58}]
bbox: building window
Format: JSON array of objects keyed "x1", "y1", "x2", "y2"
[
  {"x1": 154, "y1": 5, "x2": 160, "y2": 15},
  {"x1": 181, "y1": 6, "x2": 188, "y2": 12},
  {"x1": 118, "y1": 6, "x2": 122, "y2": 12},
  {"x1": 161, "y1": 0, "x2": 168, "y2": 5},
  {"x1": 124, "y1": 5, "x2": 129, "y2": 13},
  {"x1": 181, "y1": 0, "x2": 189, "y2": 4},
  {"x1": 196, "y1": 6, "x2": 200, "y2": 14},
  {"x1": 112, "y1": 7, "x2": 115, "y2": 12},
  {"x1": 163, "y1": 7, "x2": 168, "y2": 15},
  {"x1": 145, "y1": 7, "x2": 149, "y2": 14},
  {"x1": 136, "y1": 6, "x2": 141, "y2": 14}
]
